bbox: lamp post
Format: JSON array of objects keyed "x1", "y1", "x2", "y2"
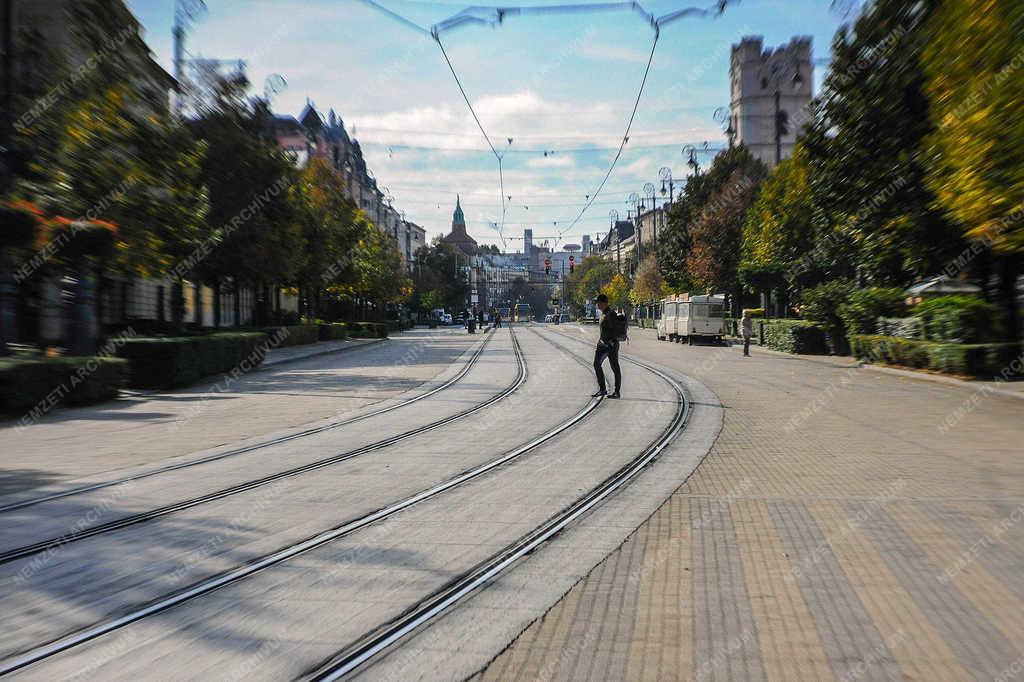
[
  {"x1": 682, "y1": 143, "x2": 708, "y2": 176},
  {"x1": 714, "y1": 106, "x2": 736, "y2": 149},
  {"x1": 627, "y1": 192, "x2": 640, "y2": 267},
  {"x1": 767, "y1": 60, "x2": 804, "y2": 165}
]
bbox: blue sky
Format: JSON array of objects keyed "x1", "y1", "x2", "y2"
[{"x1": 125, "y1": 0, "x2": 862, "y2": 248}]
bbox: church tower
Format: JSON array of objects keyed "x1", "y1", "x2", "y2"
[{"x1": 442, "y1": 194, "x2": 478, "y2": 256}]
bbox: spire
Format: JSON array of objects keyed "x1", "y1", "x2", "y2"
[{"x1": 453, "y1": 194, "x2": 465, "y2": 226}]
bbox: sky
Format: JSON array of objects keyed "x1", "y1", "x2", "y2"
[{"x1": 125, "y1": 0, "x2": 863, "y2": 249}]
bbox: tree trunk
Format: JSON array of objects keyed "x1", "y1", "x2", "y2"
[
  {"x1": 212, "y1": 280, "x2": 221, "y2": 328},
  {"x1": 194, "y1": 280, "x2": 203, "y2": 328}
]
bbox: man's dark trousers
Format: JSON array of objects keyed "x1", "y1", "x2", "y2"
[{"x1": 594, "y1": 340, "x2": 621, "y2": 394}]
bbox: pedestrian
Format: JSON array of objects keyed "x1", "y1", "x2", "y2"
[
  {"x1": 495, "y1": 311, "x2": 502, "y2": 328},
  {"x1": 477, "y1": 309, "x2": 484, "y2": 328},
  {"x1": 741, "y1": 309, "x2": 753, "y2": 357},
  {"x1": 592, "y1": 294, "x2": 621, "y2": 399}
]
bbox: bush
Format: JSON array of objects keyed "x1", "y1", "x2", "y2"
[
  {"x1": 762, "y1": 320, "x2": 829, "y2": 355},
  {"x1": 912, "y1": 295, "x2": 1001, "y2": 343},
  {"x1": 347, "y1": 322, "x2": 388, "y2": 338},
  {"x1": 876, "y1": 316, "x2": 924, "y2": 340},
  {"x1": 850, "y1": 334, "x2": 1021, "y2": 377},
  {"x1": 838, "y1": 287, "x2": 907, "y2": 336},
  {"x1": 0, "y1": 356, "x2": 128, "y2": 413},
  {"x1": 799, "y1": 280, "x2": 855, "y2": 354},
  {"x1": 260, "y1": 324, "x2": 320, "y2": 347},
  {"x1": 116, "y1": 332, "x2": 268, "y2": 389},
  {"x1": 317, "y1": 323, "x2": 348, "y2": 341}
]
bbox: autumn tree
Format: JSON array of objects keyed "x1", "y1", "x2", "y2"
[
  {"x1": 629, "y1": 255, "x2": 666, "y2": 305},
  {"x1": 923, "y1": 0, "x2": 1024, "y2": 341}
]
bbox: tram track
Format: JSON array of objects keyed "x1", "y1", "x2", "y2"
[
  {"x1": 302, "y1": 325, "x2": 690, "y2": 680},
  {"x1": 0, "y1": 329, "x2": 494, "y2": 516},
  {"x1": 0, "y1": 328, "x2": 519, "y2": 567},
  {"x1": 0, "y1": 325, "x2": 606, "y2": 677}
]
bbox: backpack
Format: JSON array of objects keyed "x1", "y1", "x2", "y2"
[{"x1": 611, "y1": 311, "x2": 629, "y2": 342}]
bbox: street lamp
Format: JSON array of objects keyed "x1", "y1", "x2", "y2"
[
  {"x1": 766, "y1": 60, "x2": 805, "y2": 164},
  {"x1": 682, "y1": 143, "x2": 708, "y2": 176},
  {"x1": 609, "y1": 209, "x2": 620, "y2": 274},
  {"x1": 627, "y1": 192, "x2": 640, "y2": 266},
  {"x1": 659, "y1": 167, "x2": 674, "y2": 204}
]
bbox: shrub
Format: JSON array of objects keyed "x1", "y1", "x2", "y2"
[
  {"x1": 116, "y1": 332, "x2": 268, "y2": 389},
  {"x1": 318, "y1": 323, "x2": 348, "y2": 341},
  {"x1": 838, "y1": 287, "x2": 907, "y2": 336},
  {"x1": 799, "y1": 280, "x2": 855, "y2": 354},
  {"x1": 347, "y1": 322, "x2": 388, "y2": 338},
  {"x1": 260, "y1": 324, "x2": 320, "y2": 347},
  {"x1": 850, "y1": 334, "x2": 1021, "y2": 377},
  {"x1": 762, "y1": 320, "x2": 828, "y2": 355},
  {"x1": 0, "y1": 356, "x2": 128, "y2": 413},
  {"x1": 876, "y1": 316, "x2": 924, "y2": 340},
  {"x1": 912, "y1": 295, "x2": 1001, "y2": 343}
]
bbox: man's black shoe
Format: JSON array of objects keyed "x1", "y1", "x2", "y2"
[
  {"x1": 591, "y1": 390, "x2": 606, "y2": 398},
  {"x1": 608, "y1": 391, "x2": 621, "y2": 399}
]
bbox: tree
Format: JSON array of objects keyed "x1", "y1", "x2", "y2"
[
  {"x1": 412, "y1": 240, "x2": 469, "y2": 311},
  {"x1": 658, "y1": 145, "x2": 763, "y2": 289},
  {"x1": 345, "y1": 223, "x2": 412, "y2": 318},
  {"x1": 291, "y1": 158, "x2": 363, "y2": 317},
  {"x1": 687, "y1": 163, "x2": 767, "y2": 315},
  {"x1": 565, "y1": 255, "x2": 614, "y2": 311},
  {"x1": 801, "y1": 0, "x2": 963, "y2": 286},
  {"x1": 629, "y1": 255, "x2": 666, "y2": 305},
  {"x1": 741, "y1": 144, "x2": 813, "y2": 277},
  {"x1": 922, "y1": 0, "x2": 1024, "y2": 342},
  {"x1": 601, "y1": 273, "x2": 631, "y2": 310}
]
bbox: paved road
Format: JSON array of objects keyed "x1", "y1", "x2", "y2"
[
  {"x1": 0, "y1": 325, "x2": 712, "y2": 680},
  {"x1": 479, "y1": 326, "x2": 1024, "y2": 682}
]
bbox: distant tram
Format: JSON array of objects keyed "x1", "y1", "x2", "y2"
[
  {"x1": 657, "y1": 293, "x2": 726, "y2": 344},
  {"x1": 513, "y1": 303, "x2": 533, "y2": 323}
]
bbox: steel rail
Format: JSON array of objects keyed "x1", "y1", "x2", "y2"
[
  {"x1": 0, "y1": 327, "x2": 607, "y2": 677},
  {"x1": 0, "y1": 329, "x2": 519, "y2": 566},
  {"x1": 0, "y1": 330, "x2": 495, "y2": 515},
  {"x1": 303, "y1": 325, "x2": 689, "y2": 681}
]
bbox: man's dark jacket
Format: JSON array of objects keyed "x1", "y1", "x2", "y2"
[{"x1": 599, "y1": 308, "x2": 618, "y2": 345}]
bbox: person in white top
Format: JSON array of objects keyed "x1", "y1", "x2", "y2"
[{"x1": 741, "y1": 310, "x2": 753, "y2": 357}]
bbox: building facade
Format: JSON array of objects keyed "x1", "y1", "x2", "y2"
[{"x1": 730, "y1": 36, "x2": 813, "y2": 168}]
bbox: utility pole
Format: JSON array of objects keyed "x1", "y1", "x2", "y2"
[{"x1": 774, "y1": 89, "x2": 782, "y2": 166}]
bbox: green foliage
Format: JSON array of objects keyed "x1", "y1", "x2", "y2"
[
  {"x1": 923, "y1": 0, "x2": 1024, "y2": 254},
  {"x1": 317, "y1": 323, "x2": 348, "y2": 341},
  {"x1": 762, "y1": 320, "x2": 828, "y2": 355},
  {"x1": 116, "y1": 332, "x2": 268, "y2": 389},
  {"x1": 260, "y1": 325, "x2": 320, "y2": 347},
  {"x1": 346, "y1": 223, "x2": 412, "y2": 306},
  {"x1": 412, "y1": 241, "x2": 469, "y2": 311},
  {"x1": 851, "y1": 335, "x2": 1021, "y2": 377},
  {"x1": 912, "y1": 295, "x2": 1001, "y2": 343},
  {"x1": 741, "y1": 145, "x2": 813, "y2": 278},
  {"x1": 346, "y1": 322, "x2": 388, "y2": 338},
  {"x1": 837, "y1": 287, "x2": 908, "y2": 336},
  {"x1": 799, "y1": 280, "x2": 855, "y2": 353},
  {"x1": 801, "y1": 0, "x2": 964, "y2": 285},
  {"x1": 566, "y1": 255, "x2": 615, "y2": 310},
  {"x1": 0, "y1": 356, "x2": 128, "y2": 412},
  {"x1": 658, "y1": 146, "x2": 764, "y2": 289}
]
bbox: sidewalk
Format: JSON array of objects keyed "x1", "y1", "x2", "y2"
[
  {"x1": 478, "y1": 326, "x2": 1024, "y2": 681},
  {"x1": 260, "y1": 336, "x2": 382, "y2": 368}
]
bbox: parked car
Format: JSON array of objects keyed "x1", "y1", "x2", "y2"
[{"x1": 544, "y1": 314, "x2": 554, "y2": 323}]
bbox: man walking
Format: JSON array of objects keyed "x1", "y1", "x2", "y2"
[
  {"x1": 592, "y1": 294, "x2": 621, "y2": 399},
  {"x1": 741, "y1": 309, "x2": 753, "y2": 357}
]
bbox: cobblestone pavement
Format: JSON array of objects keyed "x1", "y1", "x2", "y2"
[
  {"x1": 0, "y1": 328, "x2": 474, "y2": 492},
  {"x1": 478, "y1": 326, "x2": 1024, "y2": 682}
]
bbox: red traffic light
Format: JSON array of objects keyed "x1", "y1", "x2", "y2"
[{"x1": 568, "y1": 255, "x2": 574, "y2": 262}]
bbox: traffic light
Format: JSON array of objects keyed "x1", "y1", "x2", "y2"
[
  {"x1": 544, "y1": 257, "x2": 551, "y2": 275},
  {"x1": 569, "y1": 255, "x2": 575, "y2": 273}
]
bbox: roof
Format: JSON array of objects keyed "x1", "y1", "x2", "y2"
[{"x1": 453, "y1": 195, "x2": 465, "y2": 225}]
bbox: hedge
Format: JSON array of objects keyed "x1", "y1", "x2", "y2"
[
  {"x1": 260, "y1": 324, "x2": 319, "y2": 347},
  {"x1": 347, "y1": 322, "x2": 388, "y2": 338},
  {"x1": 318, "y1": 323, "x2": 348, "y2": 341},
  {"x1": 0, "y1": 356, "x2": 128, "y2": 413},
  {"x1": 851, "y1": 334, "x2": 1021, "y2": 377},
  {"x1": 762, "y1": 320, "x2": 829, "y2": 355},
  {"x1": 116, "y1": 332, "x2": 269, "y2": 389}
]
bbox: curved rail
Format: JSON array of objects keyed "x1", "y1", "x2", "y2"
[
  {"x1": 0, "y1": 329, "x2": 519, "y2": 566},
  {"x1": 302, "y1": 326, "x2": 689, "y2": 680},
  {"x1": 0, "y1": 329, "x2": 495, "y2": 515},
  {"x1": 0, "y1": 327, "x2": 610, "y2": 677}
]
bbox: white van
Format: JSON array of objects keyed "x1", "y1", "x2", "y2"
[{"x1": 683, "y1": 294, "x2": 726, "y2": 344}]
